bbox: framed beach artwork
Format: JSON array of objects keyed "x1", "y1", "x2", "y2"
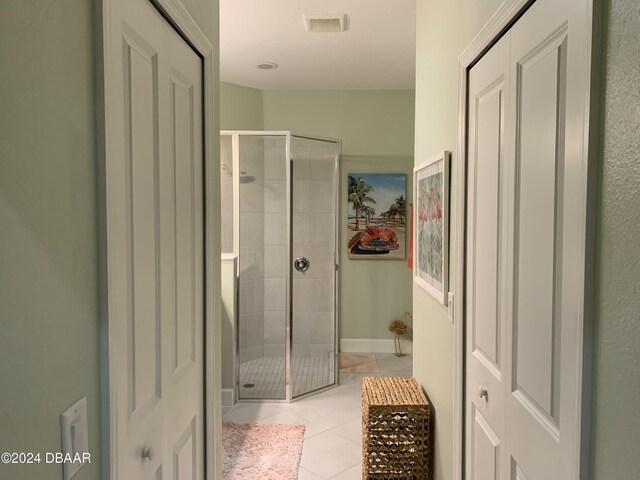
[
  {"x1": 347, "y1": 173, "x2": 407, "y2": 260},
  {"x1": 413, "y1": 151, "x2": 450, "y2": 304}
]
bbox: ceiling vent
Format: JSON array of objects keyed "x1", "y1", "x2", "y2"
[{"x1": 303, "y1": 14, "x2": 349, "y2": 33}]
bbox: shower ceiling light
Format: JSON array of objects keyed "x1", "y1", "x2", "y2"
[{"x1": 257, "y1": 62, "x2": 278, "y2": 70}]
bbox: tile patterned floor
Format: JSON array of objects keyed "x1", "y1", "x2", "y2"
[
  {"x1": 223, "y1": 353, "x2": 413, "y2": 479},
  {"x1": 239, "y1": 355, "x2": 335, "y2": 399}
]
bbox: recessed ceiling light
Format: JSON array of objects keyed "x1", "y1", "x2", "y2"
[{"x1": 257, "y1": 62, "x2": 279, "y2": 70}]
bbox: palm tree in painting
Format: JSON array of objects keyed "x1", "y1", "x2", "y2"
[
  {"x1": 363, "y1": 206, "x2": 376, "y2": 226},
  {"x1": 385, "y1": 205, "x2": 399, "y2": 222},
  {"x1": 394, "y1": 194, "x2": 406, "y2": 223},
  {"x1": 348, "y1": 176, "x2": 376, "y2": 231},
  {"x1": 383, "y1": 195, "x2": 406, "y2": 224}
]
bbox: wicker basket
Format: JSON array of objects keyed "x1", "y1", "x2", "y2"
[{"x1": 362, "y1": 377, "x2": 432, "y2": 479}]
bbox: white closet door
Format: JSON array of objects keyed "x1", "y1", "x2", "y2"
[
  {"x1": 162, "y1": 15, "x2": 204, "y2": 480},
  {"x1": 466, "y1": 32, "x2": 511, "y2": 480},
  {"x1": 504, "y1": 0, "x2": 589, "y2": 478},
  {"x1": 466, "y1": 0, "x2": 593, "y2": 478},
  {"x1": 104, "y1": 0, "x2": 204, "y2": 478}
]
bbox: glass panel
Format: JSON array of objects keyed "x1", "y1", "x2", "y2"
[
  {"x1": 291, "y1": 136, "x2": 338, "y2": 398},
  {"x1": 220, "y1": 134, "x2": 233, "y2": 254},
  {"x1": 237, "y1": 135, "x2": 288, "y2": 400}
]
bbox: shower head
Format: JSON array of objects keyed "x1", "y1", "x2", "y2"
[
  {"x1": 222, "y1": 165, "x2": 255, "y2": 183},
  {"x1": 239, "y1": 171, "x2": 256, "y2": 184}
]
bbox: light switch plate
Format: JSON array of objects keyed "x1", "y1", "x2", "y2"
[{"x1": 60, "y1": 396, "x2": 88, "y2": 480}]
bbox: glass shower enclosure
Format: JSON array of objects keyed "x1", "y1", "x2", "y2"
[{"x1": 221, "y1": 131, "x2": 340, "y2": 401}]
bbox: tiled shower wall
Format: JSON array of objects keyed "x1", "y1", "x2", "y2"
[
  {"x1": 238, "y1": 136, "x2": 265, "y2": 363},
  {"x1": 263, "y1": 137, "x2": 287, "y2": 358},
  {"x1": 220, "y1": 135, "x2": 233, "y2": 254}
]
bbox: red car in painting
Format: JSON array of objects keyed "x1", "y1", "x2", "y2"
[{"x1": 350, "y1": 225, "x2": 399, "y2": 254}]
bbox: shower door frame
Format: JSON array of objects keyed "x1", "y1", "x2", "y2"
[{"x1": 222, "y1": 130, "x2": 341, "y2": 403}]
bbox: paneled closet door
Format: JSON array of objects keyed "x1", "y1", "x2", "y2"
[
  {"x1": 504, "y1": 0, "x2": 588, "y2": 478},
  {"x1": 104, "y1": 0, "x2": 204, "y2": 477},
  {"x1": 465, "y1": 32, "x2": 511, "y2": 480},
  {"x1": 466, "y1": 0, "x2": 594, "y2": 478}
]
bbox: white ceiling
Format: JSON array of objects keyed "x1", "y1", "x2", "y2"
[{"x1": 219, "y1": 0, "x2": 416, "y2": 91}]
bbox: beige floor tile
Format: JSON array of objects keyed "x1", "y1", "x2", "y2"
[
  {"x1": 300, "y1": 431, "x2": 361, "y2": 479},
  {"x1": 328, "y1": 418, "x2": 363, "y2": 446},
  {"x1": 330, "y1": 463, "x2": 361, "y2": 479},
  {"x1": 298, "y1": 466, "x2": 324, "y2": 480},
  {"x1": 221, "y1": 401, "x2": 288, "y2": 423},
  {"x1": 258, "y1": 410, "x2": 329, "y2": 439}
]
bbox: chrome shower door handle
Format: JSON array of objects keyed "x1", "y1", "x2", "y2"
[{"x1": 294, "y1": 256, "x2": 310, "y2": 272}]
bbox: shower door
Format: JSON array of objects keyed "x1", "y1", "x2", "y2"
[
  {"x1": 290, "y1": 136, "x2": 339, "y2": 398},
  {"x1": 227, "y1": 131, "x2": 339, "y2": 401},
  {"x1": 236, "y1": 133, "x2": 289, "y2": 400}
]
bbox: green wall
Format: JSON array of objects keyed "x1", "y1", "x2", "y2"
[
  {"x1": 590, "y1": 0, "x2": 640, "y2": 477},
  {"x1": 220, "y1": 82, "x2": 264, "y2": 131},
  {"x1": 263, "y1": 90, "x2": 414, "y2": 155},
  {"x1": 221, "y1": 87, "x2": 416, "y2": 155},
  {"x1": 0, "y1": 1, "x2": 219, "y2": 479},
  {"x1": 414, "y1": 0, "x2": 640, "y2": 478},
  {"x1": 413, "y1": 1, "x2": 502, "y2": 478},
  {"x1": 263, "y1": 90, "x2": 415, "y2": 156},
  {"x1": 0, "y1": 2, "x2": 100, "y2": 478},
  {"x1": 339, "y1": 155, "x2": 414, "y2": 341}
]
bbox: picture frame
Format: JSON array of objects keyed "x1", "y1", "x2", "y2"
[
  {"x1": 347, "y1": 173, "x2": 407, "y2": 260},
  {"x1": 413, "y1": 151, "x2": 450, "y2": 304}
]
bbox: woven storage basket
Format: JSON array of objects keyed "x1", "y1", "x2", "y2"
[{"x1": 362, "y1": 376, "x2": 432, "y2": 479}]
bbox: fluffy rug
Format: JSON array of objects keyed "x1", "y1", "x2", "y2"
[
  {"x1": 338, "y1": 353, "x2": 380, "y2": 373},
  {"x1": 222, "y1": 422, "x2": 305, "y2": 479}
]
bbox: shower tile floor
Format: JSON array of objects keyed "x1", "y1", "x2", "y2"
[
  {"x1": 239, "y1": 355, "x2": 335, "y2": 399},
  {"x1": 224, "y1": 353, "x2": 413, "y2": 479}
]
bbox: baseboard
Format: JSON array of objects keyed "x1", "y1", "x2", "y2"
[
  {"x1": 340, "y1": 338, "x2": 413, "y2": 354},
  {"x1": 222, "y1": 388, "x2": 235, "y2": 407}
]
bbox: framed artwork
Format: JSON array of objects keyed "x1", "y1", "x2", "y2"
[
  {"x1": 347, "y1": 173, "x2": 407, "y2": 260},
  {"x1": 413, "y1": 151, "x2": 450, "y2": 304}
]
